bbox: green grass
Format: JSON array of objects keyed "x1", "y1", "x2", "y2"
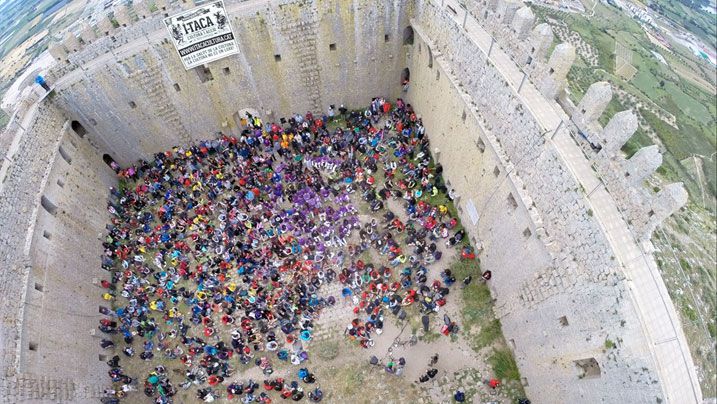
[
  {"x1": 326, "y1": 117, "x2": 345, "y2": 132},
  {"x1": 453, "y1": 257, "x2": 508, "y2": 353},
  {"x1": 419, "y1": 329, "x2": 441, "y2": 343},
  {"x1": 475, "y1": 318, "x2": 502, "y2": 349},
  {"x1": 621, "y1": 127, "x2": 653, "y2": 158},
  {"x1": 461, "y1": 281, "x2": 493, "y2": 332},
  {"x1": 664, "y1": 81, "x2": 711, "y2": 124},
  {"x1": 314, "y1": 339, "x2": 340, "y2": 361},
  {"x1": 489, "y1": 349, "x2": 521, "y2": 382}
]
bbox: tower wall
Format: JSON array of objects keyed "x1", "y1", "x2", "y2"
[
  {"x1": 407, "y1": 0, "x2": 701, "y2": 402},
  {"x1": 53, "y1": 0, "x2": 414, "y2": 166},
  {"x1": 0, "y1": 101, "x2": 116, "y2": 402}
]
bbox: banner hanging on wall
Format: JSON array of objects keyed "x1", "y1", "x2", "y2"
[{"x1": 164, "y1": 1, "x2": 238, "y2": 70}]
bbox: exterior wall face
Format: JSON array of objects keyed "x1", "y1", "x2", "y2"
[
  {"x1": 409, "y1": 2, "x2": 666, "y2": 402},
  {"x1": 0, "y1": 101, "x2": 116, "y2": 402},
  {"x1": 54, "y1": 0, "x2": 413, "y2": 166}
]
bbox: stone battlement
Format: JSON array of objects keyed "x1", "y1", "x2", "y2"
[
  {"x1": 461, "y1": 0, "x2": 687, "y2": 241},
  {"x1": 0, "y1": 0, "x2": 700, "y2": 402}
]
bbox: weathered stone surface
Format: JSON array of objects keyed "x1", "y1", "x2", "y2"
[
  {"x1": 0, "y1": 0, "x2": 699, "y2": 402},
  {"x1": 573, "y1": 81, "x2": 612, "y2": 125},
  {"x1": 625, "y1": 145, "x2": 662, "y2": 186}
]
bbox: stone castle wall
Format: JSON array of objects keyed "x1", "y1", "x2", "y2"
[
  {"x1": 407, "y1": 3, "x2": 664, "y2": 401},
  {"x1": 51, "y1": 0, "x2": 414, "y2": 166},
  {"x1": 460, "y1": 0, "x2": 687, "y2": 242},
  {"x1": 0, "y1": 100, "x2": 115, "y2": 402},
  {"x1": 0, "y1": 0, "x2": 416, "y2": 401},
  {"x1": 0, "y1": 0, "x2": 701, "y2": 402},
  {"x1": 405, "y1": 0, "x2": 701, "y2": 402}
]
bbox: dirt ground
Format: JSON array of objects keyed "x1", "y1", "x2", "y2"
[{"x1": 108, "y1": 115, "x2": 526, "y2": 403}]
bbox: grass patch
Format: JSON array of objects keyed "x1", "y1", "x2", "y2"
[
  {"x1": 315, "y1": 339, "x2": 340, "y2": 361},
  {"x1": 326, "y1": 117, "x2": 345, "y2": 132},
  {"x1": 620, "y1": 127, "x2": 652, "y2": 158},
  {"x1": 475, "y1": 318, "x2": 502, "y2": 349},
  {"x1": 489, "y1": 349, "x2": 521, "y2": 382},
  {"x1": 454, "y1": 257, "x2": 505, "y2": 352},
  {"x1": 461, "y1": 282, "x2": 493, "y2": 331},
  {"x1": 332, "y1": 365, "x2": 366, "y2": 397},
  {"x1": 420, "y1": 329, "x2": 441, "y2": 343}
]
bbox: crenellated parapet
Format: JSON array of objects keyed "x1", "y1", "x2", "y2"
[
  {"x1": 511, "y1": 6, "x2": 535, "y2": 38},
  {"x1": 48, "y1": 42, "x2": 68, "y2": 64},
  {"x1": 625, "y1": 145, "x2": 662, "y2": 186},
  {"x1": 466, "y1": 0, "x2": 584, "y2": 100},
  {"x1": 572, "y1": 80, "x2": 611, "y2": 129},
  {"x1": 39, "y1": 0, "x2": 196, "y2": 79},
  {"x1": 537, "y1": 42, "x2": 575, "y2": 98},
  {"x1": 456, "y1": 0, "x2": 686, "y2": 240},
  {"x1": 112, "y1": 4, "x2": 134, "y2": 28},
  {"x1": 79, "y1": 23, "x2": 98, "y2": 45},
  {"x1": 411, "y1": 2, "x2": 701, "y2": 402},
  {"x1": 569, "y1": 81, "x2": 687, "y2": 240},
  {"x1": 62, "y1": 32, "x2": 82, "y2": 54}
]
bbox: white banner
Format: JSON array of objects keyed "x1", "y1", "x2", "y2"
[{"x1": 164, "y1": 1, "x2": 238, "y2": 70}]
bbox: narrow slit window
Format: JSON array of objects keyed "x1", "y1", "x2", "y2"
[
  {"x1": 58, "y1": 146, "x2": 72, "y2": 164},
  {"x1": 195, "y1": 65, "x2": 214, "y2": 82},
  {"x1": 403, "y1": 26, "x2": 414, "y2": 45},
  {"x1": 476, "y1": 137, "x2": 486, "y2": 153},
  {"x1": 507, "y1": 193, "x2": 518, "y2": 209},
  {"x1": 41, "y1": 195, "x2": 58, "y2": 215}
]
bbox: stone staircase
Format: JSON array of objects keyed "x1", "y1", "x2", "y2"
[
  {"x1": 312, "y1": 280, "x2": 354, "y2": 342},
  {"x1": 278, "y1": 17, "x2": 322, "y2": 112},
  {"x1": 0, "y1": 374, "x2": 107, "y2": 403},
  {"x1": 128, "y1": 64, "x2": 191, "y2": 144}
]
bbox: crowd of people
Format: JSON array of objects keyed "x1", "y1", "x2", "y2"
[{"x1": 97, "y1": 97, "x2": 483, "y2": 403}]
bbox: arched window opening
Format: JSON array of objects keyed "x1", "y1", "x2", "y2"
[
  {"x1": 103, "y1": 154, "x2": 119, "y2": 171},
  {"x1": 400, "y1": 68, "x2": 410, "y2": 84},
  {"x1": 403, "y1": 26, "x2": 414, "y2": 45},
  {"x1": 71, "y1": 120, "x2": 87, "y2": 138}
]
